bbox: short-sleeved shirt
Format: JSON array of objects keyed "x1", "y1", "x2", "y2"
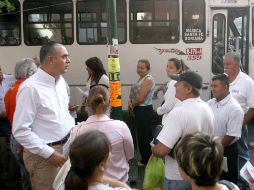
[
  {"x1": 75, "y1": 115, "x2": 134, "y2": 182},
  {"x1": 83, "y1": 74, "x2": 109, "y2": 97},
  {"x1": 157, "y1": 80, "x2": 180, "y2": 120},
  {"x1": 157, "y1": 97, "x2": 214, "y2": 180},
  {"x1": 0, "y1": 74, "x2": 15, "y2": 113},
  {"x1": 207, "y1": 94, "x2": 244, "y2": 144},
  {"x1": 229, "y1": 71, "x2": 254, "y2": 113}
]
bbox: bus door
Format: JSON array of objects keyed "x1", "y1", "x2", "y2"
[{"x1": 211, "y1": 8, "x2": 249, "y2": 75}]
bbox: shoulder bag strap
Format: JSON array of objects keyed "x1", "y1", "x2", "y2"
[{"x1": 219, "y1": 180, "x2": 237, "y2": 190}]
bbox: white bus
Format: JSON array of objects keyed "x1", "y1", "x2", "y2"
[{"x1": 1, "y1": 0, "x2": 254, "y2": 109}]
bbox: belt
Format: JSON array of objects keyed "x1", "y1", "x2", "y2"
[{"x1": 47, "y1": 133, "x2": 70, "y2": 146}]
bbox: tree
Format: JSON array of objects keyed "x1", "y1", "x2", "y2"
[{"x1": 0, "y1": 0, "x2": 15, "y2": 13}]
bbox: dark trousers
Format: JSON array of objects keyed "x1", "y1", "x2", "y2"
[
  {"x1": 238, "y1": 124, "x2": 249, "y2": 190},
  {"x1": 220, "y1": 141, "x2": 239, "y2": 184},
  {"x1": 0, "y1": 118, "x2": 11, "y2": 137},
  {"x1": 133, "y1": 105, "x2": 153, "y2": 164}
]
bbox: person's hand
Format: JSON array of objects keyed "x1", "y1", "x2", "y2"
[
  {"x1": 69, "y1": 104, "x2": 79, "y2": 112},
  {"x1": 154, "y1": 89, "x2": 159, "y2": 97},
  {"x1": 249, "y1": 183, "x2": 254, "y2": 190},
  {"x1": 16, "y1": 145, "x2": 24, "y2": 156},
  {"x1": 48, "y1": 151, "x2": 67, "y2": 167}
]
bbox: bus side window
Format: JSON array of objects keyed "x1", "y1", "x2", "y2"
[
  {"x1": 0, "y1": 0, "x2": 21, "y2": 46},
  {"x1": 23, "y1": 0, "x2": 73, "y2": 46},
  {"x1": 130, "y1": 0, "x2": 179, "y2": 44},
  {"x1": 76, "y1": 0, "x2": 126, "y2": 45},
  {"x1": 182, "y1": 0, "x2": 206, "y2": 43}
]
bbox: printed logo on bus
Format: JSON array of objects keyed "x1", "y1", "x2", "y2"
[
  {"x1": 154, "y1": 47, "x2": 186, "y2": 55},
  {"x1": 186, "y1": 48, "x2": 202, "y2": 61},
  {"x1": 154, "y1": 47, "x2": 203, "y2": 61}
]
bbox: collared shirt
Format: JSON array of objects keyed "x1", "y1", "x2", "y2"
[
  {"x1": 0, "y1": 74, "x2": 15, "y2": 113},
  {"x1": 12, "y1": 68, "x2": 75, "y2": 158},
  {"x1": 157, "y1": 97, "x2": 214, "y2": 180},
  {"x1": 77, "y1": 114, "x2": 134, "y2": 182},
  {"x1": 229, "y1": 71, "x2": 254, "y2": 113},
  {"x1": 207, "y1": 94, "x2": 244, "y2": 143},
  {"x1": 157, "y1": 80, "x2": 180, "y2": 119},
  {"x1": 4, "y1": 79, "x2": 24, "y2": 125}
]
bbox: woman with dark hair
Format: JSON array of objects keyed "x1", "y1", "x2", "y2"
[
  {"x1": 78, "y1": 57, "x2": 109, "y2": 118},
  {"x1": 65, "y1": 130, "x2": 133, "y2": 190},
  {"x1": 174, "y1": 132, "x2": 240, "y2": 190},
  {"x1": 74, "y1": 85, "x2": 134, "y2": 183},
  {"x1": 85, "y1": 57, "x2": 109, "y2": 90}
]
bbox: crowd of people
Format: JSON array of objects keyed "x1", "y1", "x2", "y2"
[{"x1": 1, "y1": 42, "x2": 254, "y2": 190}]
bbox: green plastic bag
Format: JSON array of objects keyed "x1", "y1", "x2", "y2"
[{"x1": 143, "y1": 155, "x2": 165, "y2": 190}]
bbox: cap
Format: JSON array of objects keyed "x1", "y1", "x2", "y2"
[{"x1": 171, "y1": 71, "x2": 203, "y2": 89}]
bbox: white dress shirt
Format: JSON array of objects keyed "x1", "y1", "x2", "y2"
[
  {"x1": 12, "y1": 68, "x2": 75, "y2": 158},
  {"x1": 0, "y1": 74, "x2": 15, "y2": 113},
  {"x1": 207, "y1": 94, "x2": 244, "y2": 143}
]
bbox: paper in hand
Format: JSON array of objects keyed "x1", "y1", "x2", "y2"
[
  {"x1": 240, "y1": 161, "x2": 254, "y2": 184},
  {"x1": 222, "y1": 157, "x2": 228, "y2": 172}
]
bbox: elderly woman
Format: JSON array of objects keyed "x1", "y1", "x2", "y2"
[
  {"x1": 175, "y1": 132, "x2": 240, "y2": 190},
  {"x1": 128, "y1": 59, "x2": 155, "y2": 165},
  {"x1": 4, "y1": 58, "x2": 37, "y2": 190},
  {"x1": 74, "y1": 85, "x2": 134, "y2": 183},
  {"x1": 5, "y1": 58, "x2": 37, "y2": 124}
]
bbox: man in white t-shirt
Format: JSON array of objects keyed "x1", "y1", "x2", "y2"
[
  {"x1": 223, "y1": 52, "x2": 254, "y2": 189},
  {"x1": 152, "y1": 71, "x2": 214, "y2": 190},
  {"x1": 207, "y1": 74, "x2": 243, "y2": 184}
]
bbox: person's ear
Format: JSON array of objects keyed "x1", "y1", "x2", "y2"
[
  {"x1": 98, "y1": 162, "x2": 105, "y2": 172},
  {"x1": 47, "y1": 55, "x2": 55, "y2": 65},
  {"x1": 185, "y1": 85, "x2": 193, "y2": 94}
]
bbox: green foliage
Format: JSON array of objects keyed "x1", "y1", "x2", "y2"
[{"x1": 0, "y1": 0, "x2": 15, "y2": 13}]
